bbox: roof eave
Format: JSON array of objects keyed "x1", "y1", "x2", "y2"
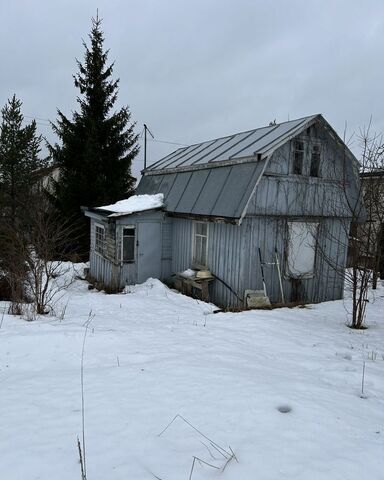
[{"x1": 83, "y1": 206, "x2": 164, "y2": 219}]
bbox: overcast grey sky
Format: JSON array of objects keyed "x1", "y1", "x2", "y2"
[{"x1": 1, "y1": 0, "x2": 383, "y2": 179}]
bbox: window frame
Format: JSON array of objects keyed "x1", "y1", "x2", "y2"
[
  {"x1": 310, "y1": 143, "x2": 321, "y2": 177},
  {"x1": 286, "y1": 221, "x2": 319, "y2": 279},
  {"x1": 292, "y1": 139, "x2": 305, "y2": 175},
  {"x1": 94, "y1": 223, "x2": 106, "y2": 257},
  {"x1": 192, "y1": 221, "x2": 209, "y2": 268},
  {"x1": 121, "y1": 225, "x2": 136, "y2": 263}
]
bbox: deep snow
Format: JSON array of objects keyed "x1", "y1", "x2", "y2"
[{"x1": 0, "y1": 267, "x2": 383, "y2": 480}]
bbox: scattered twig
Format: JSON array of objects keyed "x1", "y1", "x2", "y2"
[
  {"x1": 221, "y1": 448, "x2": 238, "y2": 472},
  {"x1": 188, "y1": 456, "x2": 220, "y2": 480},
  {"x1": 361, "y1": 361, "x2": 366, "y2": 397},
  {"x1": 200, "y1": 441, "x2": 216, "y2": 460},
  {"x1": 0, "y1": 307, "x2": 5, "y2": 329},
  {"x1": 79, "y1": 310, "x2": 95, "y2": 480},
  {"x1": 77, "y1": 436, "x2": 86, "y2": 480},
  {"x1": 158, "y1": 414, "x2": 232, "y2": 459},
  {"x1": 58, "y1": 299, "x2": 69, "y2": 321}
]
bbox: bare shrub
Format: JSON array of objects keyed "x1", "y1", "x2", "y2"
[
  {"x1": 317, "y1": 124, "x2": 384, "y2": 328},
  {"x1": 0, "y1": 194, "x2": 79, "y2": 316}
]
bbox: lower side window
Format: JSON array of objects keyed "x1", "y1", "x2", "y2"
[
  {"x1": 122, "y1": 227, "x2": 135, "y2": 262},
  {"x1": 193, "y1": 221, "x2": 208, "y2": 267},
  {"x1": 95, "y1": 224, "x2": 105, "y2": 255}
]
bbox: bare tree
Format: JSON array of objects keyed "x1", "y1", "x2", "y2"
[
  {"x1": 320, "y1": 125, "x2": 384, "y2": 328},
  {"x1": 0, "y1": 193, "x2": 78, "y2": 316}
]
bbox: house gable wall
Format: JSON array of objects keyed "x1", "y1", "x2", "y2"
[{"x1": 246, "y1": 120, "x2": 357, "y2": 218}]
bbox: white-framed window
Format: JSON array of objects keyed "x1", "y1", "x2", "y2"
[
  {"x1": 287, "y1": 221, "x2": 319, "y2": 278},
  {"x1": 192, "y1": 221, "x2": 208, "y2": 267},
  {"x1": 122, "y1": 226, "x2": 135, "y2": 262},
  {"x1": 95, "y1": 223, "x2": 105, "y2": 255}
]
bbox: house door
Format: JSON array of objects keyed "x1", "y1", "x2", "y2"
[{"x1": 137, "y1": 222, "x2": 162, "y2": 283}]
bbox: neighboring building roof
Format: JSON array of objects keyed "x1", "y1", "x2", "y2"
[
  {"x1": 95, "y1": 194, "x2": 164, "y2": 218},
  {"x1": 361, "y1": 170, "x2": 384, "y2": 178},
  {"x1": 145, "y1": 114, "x2": 319, "y2": 173}
]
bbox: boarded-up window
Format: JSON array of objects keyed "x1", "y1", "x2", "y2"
[
  {"x1": 122, "y1": 227, "x2": 135, "y2": 262},
  {"x1": 293, "y1": 140, "x2": 304, "y2": 175},
  {"x1": 310, "y1": 144, "x2": 321, "y2": 177},
  {"x1": 193, "y1": 221, "x2": 208, "y2": 267},
  {"x1": 287, "y1": 222, "x2": 318, "y2": 277},
  {"x1": 95, "y1": 224, "x2": 105, "y2": 255}
]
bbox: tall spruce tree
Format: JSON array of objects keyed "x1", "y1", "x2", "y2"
[
  {"x1": 50, "y1": 17, "x2": 139, "y2": 255},
  {"x1": 0, "y1": 95, "x2": 43, "y2": 220}
]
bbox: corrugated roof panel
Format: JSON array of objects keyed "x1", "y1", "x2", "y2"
[
  {"x1": 211, "y1": 163, "x2": 265, "y2": 217},
  {"x1": 136, "y1": 161, "x2": 267, "y2": 219},
  {"x1": 191, "y1": 130, "x2": 256, "y2": 165},
  {"x1": 215, "y1": 125, "x2": 276, "y2": 162},
  {"x1": 166, "y1": 138, "x2": 229, "y2": 169},
  {"x1": 155, "y1": 172, "x2": 177, "y2": 198},
  {"x1": 135, "y1": 174, "x2": 163, "y2": 195},
  {"x1": 165, "y1": 171, "x2": 193, "y2": 211},
  {"x1": 156, "y1": 140, "x2": 216, "y2": 170},
  {"x1": 190, "y1": 167, "x2": 232, "y2": 216},
  {"x1": 177, "y1": 136, "x2": 236, "y2": 167},
  {"x1": 230, "y1": 117, "x2": 310, "y2": 158},
  {"x1": 174, "y1": 169, "x2": 210, "y2": 213},
  {"x1": 233, "y1": 161, "x2": 267, "y2": 217},
  {"x1": 148, "y1": 146, "x2": 187, "y2": 170},
  {"x1": 146, "y1": 115, "x2": 319, "y2": 172}
]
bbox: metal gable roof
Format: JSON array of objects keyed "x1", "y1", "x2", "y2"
[
  {"x1": 136, "y1": 160, "x2": 267, "y2": 220},
  {"x1": 145, "y1": 114, "x2": 319, "y2": 173},
  {"x1": 136, "y1": 114, "x2": 323, "y2": 220}
]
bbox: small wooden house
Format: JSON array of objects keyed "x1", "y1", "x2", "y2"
[{"x1": 84, "y1": 114, "x2": 360, "y2": 307}]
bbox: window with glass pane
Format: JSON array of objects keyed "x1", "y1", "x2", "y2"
[
  {"x1": 310, "y1": 144, "x2": 321, "y2": 177},
  {"x1": 293, "y1": 140, "x2": 304, "y2": 174},
  {"x1": 122, "y1": 227, "x2": 135, "y2": 262},
  {"x1": 95, "y1": 225, "x2": 105, "y2": 254},
  {"x1": 193, "y1": 222, "x2": 208, "y2": 266}
]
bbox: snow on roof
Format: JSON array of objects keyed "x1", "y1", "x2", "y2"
[{"x1": 96, "y1": 193, "x2": 164, "y2": 217}]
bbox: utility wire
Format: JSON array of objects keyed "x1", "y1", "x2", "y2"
[
  {"x1": 24, "y1": 114, "x2": 188, "y2": 145},
  {"x1": 148, "y1": 138, "x2": 187, "y2": 147},
  {"x1": 25, "y1": 115, "x2": 51, "y2": 122}
]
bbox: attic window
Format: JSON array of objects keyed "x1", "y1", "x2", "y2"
[
  {"x1": 310, "y1": 145, "x2": 321, "y2": 177},
  {"x1": 122, "y1": 227, "x2": 135, "y2": 262},
  {"x1": 95, "y1": 224, "x2": 105, "y2": 255},
  {"x1": 293, "y1": 140, "x2": 304, "y2": 175},
  {"x1": 193, "y1": 221, "x2": 208, "y2": 267}
]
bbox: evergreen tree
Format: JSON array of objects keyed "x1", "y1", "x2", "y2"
[
  {"x1": 50, "y1": 17, "x2": 139, "y2": 255},
  {"x1": 0, "y1": 95, "x2": 43, "y2": 220}
]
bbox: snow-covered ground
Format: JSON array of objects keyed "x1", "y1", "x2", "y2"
[{"x1": 1, "y1": 266, "x2": 383, "y2": 480}]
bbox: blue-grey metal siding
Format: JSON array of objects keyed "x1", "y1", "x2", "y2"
[
  {"x1": 170, "y1": 215, "x2": 348, "y2": 307},
  {"x1": 88, "y1": 211, "x2": 173, "y2": 289}
]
